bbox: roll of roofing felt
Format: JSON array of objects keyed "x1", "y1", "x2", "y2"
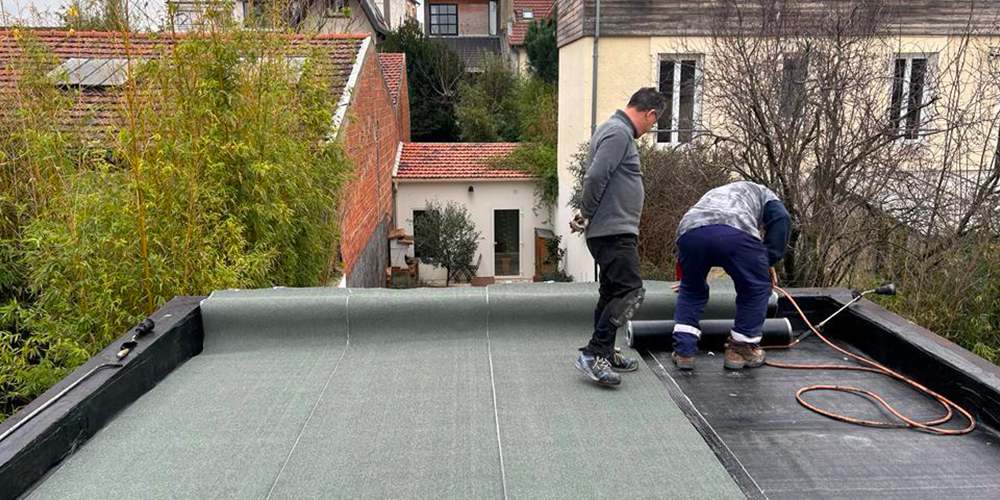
[{"x1": 625, "y1": 318, "x2": 793, "y2": 350}]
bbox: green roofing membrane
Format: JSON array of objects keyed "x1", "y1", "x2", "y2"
[{"x1": 27, "y1": 282, "x2": 744, "y2": 500}]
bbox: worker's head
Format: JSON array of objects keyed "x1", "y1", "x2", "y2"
[{"x1": 625, "y1": 88, "x2": 668, "y2": 137}]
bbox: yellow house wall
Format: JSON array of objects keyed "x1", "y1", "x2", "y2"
[
  {"x1": 516, "y1": 48, "x2": 529, "y2": 75},
  {"x1": 557, "y1": 37, "x2": 595, "y2": 281},
  {"x1": 558, "y1": 34, "x2": 1000, "y2": 281}
]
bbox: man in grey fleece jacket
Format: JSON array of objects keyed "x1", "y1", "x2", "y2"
[{"x1": 571, "y1": 88, "x2": 667, "y2": 387}]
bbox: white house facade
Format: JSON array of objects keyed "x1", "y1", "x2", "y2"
[{"x1": 393, "y1": 142, "x2": 554, "y2": 284}]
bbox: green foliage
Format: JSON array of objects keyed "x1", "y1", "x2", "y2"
[
  {"x1": 640, "y1": 260, "x2": 677, "y2": 282},
  {"x1": 517, "y1": 77, "x2": 557, "y2": 147},
  {"x1": 412, "y1": 200, "x2": 481, "y2": 286},
  {"x1": 489, "y1": 143, "x2": 557, "y2": 214},
  {"x1": 873, "y1": 239, "x2": 1000, "y2": 362},
  {"x1": 539, "y1": 235, "x2": 572, "y2": 282},
  {"x1": 0, "y1": 28, "x2": 351, "y2": 420},
  {"x1": 479, "y1": 74, "x2": 558, "y2": 214},
  {"x1": 567, "y1": 141, "x2": 591, "y2": 211},
  {"x1": 524, "y1": 11, "x2": 558, "y2": 85},
  {"x1": 381, "y1": 20, "x2": 465, "y2": 141},
  {"x1": 456, "y1": 55, "x2": 521, "y2": 142}
]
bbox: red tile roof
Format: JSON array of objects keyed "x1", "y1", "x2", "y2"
[
  {"x1": 0, "y1": 30, "x2": 365, "y2": 141},
  {"x1": 377, "y1": 52, "x2": 404, "y2": 105},
  {"x1": 395, "y1": 142, "x2": 534, "y2": 180},
  {"x1": 509, "y1": 0, "x2": 555, "y2": 46}
]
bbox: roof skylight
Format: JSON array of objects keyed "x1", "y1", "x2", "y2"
[{"x1": 48, "y1": 58, "x2": 143, "y2": 87}]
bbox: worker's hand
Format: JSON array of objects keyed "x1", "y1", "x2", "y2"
[
  {"x1": 671, "y1": 282, "x2": 681, "y2": 293},
  {"x1": 770, "y1": 267, "x2": 779, "y2": 288},
  {"x1": 569, "y1": 210, "x2": 589, "y2": 234}
]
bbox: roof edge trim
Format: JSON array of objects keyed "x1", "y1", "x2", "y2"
[{"x1": 331, "y1": 35, "x2": 372, "y2": 137}]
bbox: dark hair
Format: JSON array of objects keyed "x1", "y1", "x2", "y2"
[{"x1": 627, "y1": 87, "x2": 668, "y2": 114}]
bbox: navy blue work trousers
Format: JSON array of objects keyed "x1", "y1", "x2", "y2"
[{"x1": 673, "y1": 225, "x2": 772, "y2": 356}]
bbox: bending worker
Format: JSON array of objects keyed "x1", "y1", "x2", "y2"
[
  {"x1": 671, "y1": 181, "x2": 791, "y2": 371},
  {"x1": 570, "y1": 87, "x2": 668, "y2": 386}
]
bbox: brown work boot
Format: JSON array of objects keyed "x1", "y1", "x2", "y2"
[
  {"x1": 671, "y1": 351, "x2": 695, "y2": 371},
  {"x1": 724, "y1": 339, "x2": 765, "y2": 370}
]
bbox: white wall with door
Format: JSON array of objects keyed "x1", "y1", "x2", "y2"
[{"x1": 394, "y1": 179, "x2": 552, "y2": 284}]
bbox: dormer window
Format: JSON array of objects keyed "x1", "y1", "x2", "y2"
[{"x1": 522, "y1": 9, "x2": 533, "y2": 19}]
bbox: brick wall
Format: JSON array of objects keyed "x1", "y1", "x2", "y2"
[
  {"x1": 428, "y1": 0, "x2": 492, "y2": 35},
  {"x1": 339, "y1": 43, "x2": 410, "y2": 287}
]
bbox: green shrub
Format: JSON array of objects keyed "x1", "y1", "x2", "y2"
[
  {"x1": 486, "y1": 77, "x2": 558, "y2": 214},
  {"x1": 517, "y1": 77, "x2": 557, "y2": 147},
  {"x1": 489, "y1": 142, "x2": 557, "y2": 215},
  {"x1": 456, "y1": 55, "x2": 521, "y2": 142},
  {"x1": 524, "y1": 9, "x2": 558, "y2": 85},
  {"x1": 0, "y1": 27, "x2": 352, "y2": 421},
  {"x1": 873, "y1": 238, "x2": 1000, "y2": 362},
  {"x1": 381, "y1": 20, "x2": 465, "y2": 141}
]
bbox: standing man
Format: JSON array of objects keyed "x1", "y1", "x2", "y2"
[
  {"x1": 671, "y1": 181, "x2": 791, "y2": 371},
  {"x1": 571, "y1": 88, "x2": 668, "y2": 386}
]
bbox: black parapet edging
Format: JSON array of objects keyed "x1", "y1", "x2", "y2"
[
  {"x1": 0, "y1": 296, "x2": 205, "y2": 500},
  {"x1": 774, "y1": 288, "x2": 1000, "y2": 432}
]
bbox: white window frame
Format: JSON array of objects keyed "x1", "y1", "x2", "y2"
[
  {"x1": 654, "y1": 54, "x2": 703, "y2": 147},
  {"x1": 888, "y1": 53, "x2": 936, "y2": 143},
  {"x1": 489, "y1": 1, "x2": 498, "y2": 36}
]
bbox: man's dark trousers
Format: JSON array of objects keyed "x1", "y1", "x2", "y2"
[
  {"x1": 673, "y1": 225, "x2": 771, "y2": 356},
  {"x1": 583, "y1": 234, "x2": 643, "y2": 359}
]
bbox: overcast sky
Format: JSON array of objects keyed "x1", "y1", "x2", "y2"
[
  {"x1": 1, "y1": 0, "x2": 167, "y2": 27},
  {"x1": 2, "y1": 0, "x2": 423, "y2": 28}
]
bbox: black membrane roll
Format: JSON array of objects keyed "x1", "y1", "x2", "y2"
[{"x1": 625, "y1": 318, "x2": 793, "y2": 350}]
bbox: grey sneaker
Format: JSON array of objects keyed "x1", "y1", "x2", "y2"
[
  {"x1": 671, "y1": 351, "x2": 695, "y2": 371},
  {"x1": 609, "y1": 288, "x2": 646, "y2": 328},
  {"x1": 574, "y1": 352, "x2": 622, "y2": 386},
  {"x1": 724, "y1": 340, "x2": 765, "y2": 370},
  {"x1": 610, "y1": 347, "x2": 639, "y2": 372}
]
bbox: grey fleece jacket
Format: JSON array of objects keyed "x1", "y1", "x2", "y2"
[{"x1": 581, "y1": 110, "x2": 643, "y2": 238}]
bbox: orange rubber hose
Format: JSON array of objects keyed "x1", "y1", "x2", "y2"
[{"x1": 763, "y1": 286, "x2": 976, "y2": 435}]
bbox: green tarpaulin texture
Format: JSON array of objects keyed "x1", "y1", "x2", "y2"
[{"x1": 27, "y1": 282, "x2": 745, "y2": 499}]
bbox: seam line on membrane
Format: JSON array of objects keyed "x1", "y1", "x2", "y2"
[
  {"x1": 485, "y1": 288, "x2": 510, "y2": 500},
  {"x1": 265, "y1": 293, "x2": 352, "y2": 500}
]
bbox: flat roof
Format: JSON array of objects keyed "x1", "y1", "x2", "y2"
[{"x1": 4, "y1": 282, "x2": 1000, "y2": 499}]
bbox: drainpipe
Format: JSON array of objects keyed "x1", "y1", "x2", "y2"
[
  {"x1": 590, "y1": 0, "x2": 601, "y2": 136},
  {"x1": 590, "y1": 0, "x2": 601, "y2": 281}
]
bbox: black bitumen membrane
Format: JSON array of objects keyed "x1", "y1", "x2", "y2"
[{"x1": 645, "y1": 335, "x2": 1000, "y2": 500}]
